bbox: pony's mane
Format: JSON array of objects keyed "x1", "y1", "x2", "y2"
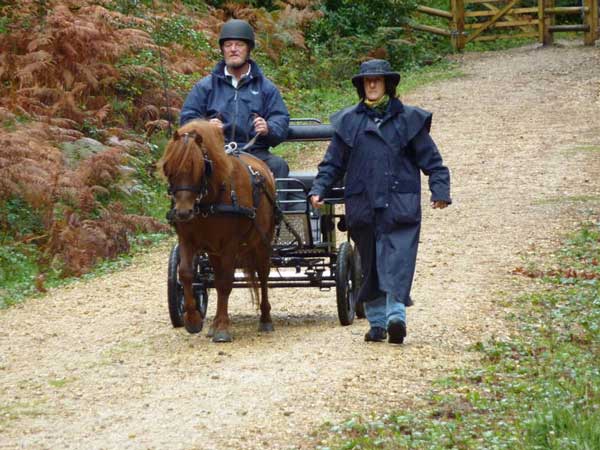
[{"x1": 160, "y1": 120, "x2": 232, "y2": 182}]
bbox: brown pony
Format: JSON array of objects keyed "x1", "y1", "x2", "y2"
[{"x1": 159, "y1": 120, "x2": 277, "y2": 342}]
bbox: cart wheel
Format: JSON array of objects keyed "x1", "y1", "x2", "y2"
[
  {"x1": 167, "y1": 244, "x2": 184, "y2": 328},
  {"x1": 167, "y1": 245, "x2": 208, "y2": 328},
  {"x1": 336, "y1": 241, "x2": 357, "y2": 326},
  {"x1": 192, "y1": 254, "x2": 209, "y2": 319},
  {"x1": 352, "y1": 247, "x2": 366, "y2": 319}
]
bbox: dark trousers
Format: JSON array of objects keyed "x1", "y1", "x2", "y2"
[
  {"x1": 249, "y1": 148, "x2": 291, "y2": 210},
  {"x1": 248, "y1": 148, "x2": 289, "y2": 179}
]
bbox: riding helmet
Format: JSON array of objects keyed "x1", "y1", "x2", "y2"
[{"x1": 218, "y1": 19, "x2": 255, "y2": 50}]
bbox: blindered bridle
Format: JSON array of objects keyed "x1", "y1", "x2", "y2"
[
  {"x1": 166, "y1": 132, "x2": 265, "y2": 225},
  {"x1": 166, "y1": 131, "x2": 214, "y2": 202}
]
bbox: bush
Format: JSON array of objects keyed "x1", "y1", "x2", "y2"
[{"x1": 296, "y1": 0, "x2": 451, "y2": 86}]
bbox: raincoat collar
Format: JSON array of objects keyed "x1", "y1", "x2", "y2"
[{"x1": 357, "y1": 97, "x2": 404, "y2": 120}]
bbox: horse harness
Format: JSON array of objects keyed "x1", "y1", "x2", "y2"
[{"x1": 166, "y1": 135, "x2": 280, "y2": 247}]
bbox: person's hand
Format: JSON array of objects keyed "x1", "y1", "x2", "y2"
[
  {"x1": 310, "y1": 195, "x2": 324, "y2": 209},
  {"x1": 209, "y1": 118, "x2": 223, "y2": 129},
  {"x1": 253, "y1": 115, "x2": 269, "y2": 136},
  {"x1": 431, "y1": 200, "x2": 449, "y2": 209}
]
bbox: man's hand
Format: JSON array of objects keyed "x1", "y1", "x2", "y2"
[
  {"x1": 431, "y1": 200, "x2": 449, "y2": 209},
  {"x1": 209, "y1": 118, "x2": 223, "y2": 129},
  {"x1": 253, "y1": 116, "x2": 269, "y2": 136},
  {"x1": 310, "y1": 195, "x2": 324, "y2": 209}
]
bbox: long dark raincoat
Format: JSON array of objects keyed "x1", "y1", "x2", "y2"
[{"x1": 309, "y1": 98, "x2": 451, "y2": 304}]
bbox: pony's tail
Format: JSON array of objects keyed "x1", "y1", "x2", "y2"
[{"x1": 242, "y1": 266, "x2": 260, "y2": 308}]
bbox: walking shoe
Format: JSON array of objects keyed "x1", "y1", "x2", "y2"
[
  {"x1": 364, "y1": 327, "x2": 387, "y2": 342},
  {"x1": 387, "y1": 319, "x2": 406, "y2": 344}
]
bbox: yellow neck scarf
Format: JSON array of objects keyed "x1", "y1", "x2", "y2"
[{"x1": 364, "y1": 94, "x2": 389, "y2": 114}]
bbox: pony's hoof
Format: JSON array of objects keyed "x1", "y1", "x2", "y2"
[
  {"x1": 183, "y1": 314, "x2": 203, "y2": 334},
  {"x1": 212, "y1": 331, "x2": 232, "y2": 343},
  {"x1": 206, "y1": 326, "x2": 214, "y2": 338},
  {"x1": 259, "y1": 322, "x2": 274, "y2": 333}
]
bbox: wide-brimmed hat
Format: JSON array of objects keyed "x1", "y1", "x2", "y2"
[{"x1": 351, "y1": 59, "x2": 401, "y2": 89}]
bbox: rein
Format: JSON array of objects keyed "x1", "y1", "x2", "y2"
[{"x1": 166, "y1": 142, "x2": 266, "y2": 225}]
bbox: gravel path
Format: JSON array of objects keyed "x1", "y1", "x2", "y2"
[{"x1": 1, "y1": 42, "x2": 600, "y2": 450}]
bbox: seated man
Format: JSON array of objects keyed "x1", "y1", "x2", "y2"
[{"x1": 180, "y1": 19, "x2": 290, "y2": 182}]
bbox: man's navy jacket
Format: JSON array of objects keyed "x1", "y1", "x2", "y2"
[{"x1": 180, "y1": 59, "x2": 289, "y2": 151}]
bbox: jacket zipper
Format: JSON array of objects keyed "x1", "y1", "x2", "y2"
[{"x1": 230, "y1": 88, "x2": 239, "y2": 143}]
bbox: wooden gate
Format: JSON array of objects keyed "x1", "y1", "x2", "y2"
[{"x1": 410, "y1": 0, "x2": 599, "y2": 50}]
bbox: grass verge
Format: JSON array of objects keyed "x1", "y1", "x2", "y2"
[
  {"x1": 0, "y1": 232, "x2": 171, "y2": 309},
  {"x1": 314, "y1": 221, "x2": 600, "y2": 450}
]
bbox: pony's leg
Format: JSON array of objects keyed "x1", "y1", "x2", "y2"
[
  {"x1": 209, "y1": 255, "x2": 235, "y2": 343},
  {"x1": 256, "y1": 246, "x2": 274, "y2": 333},
  {"x1": 180, "y1": 244, "x2": 203, "y2": 334}
]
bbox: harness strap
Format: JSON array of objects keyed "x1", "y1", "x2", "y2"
[
  {"x1": 194, "y1": 203, "x2": 256, "y2": 219},
  {"x1": 167, "y1": 151, "x2": 280, "y2": 252},
  {"x1": 255, "y1": 179, "x2": 303, "y2": 251}
]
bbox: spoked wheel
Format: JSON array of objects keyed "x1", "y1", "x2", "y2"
[
  {"x1": 167, "y1": 244, "x2": 209, "y2": 328},
  {"x1": 336, "y1": 241, "x2": 359, "y2": 326}
]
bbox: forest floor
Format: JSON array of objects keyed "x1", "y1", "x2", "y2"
[{"x1": 1, "y1": 41, "x2": 600, "y2": 450}]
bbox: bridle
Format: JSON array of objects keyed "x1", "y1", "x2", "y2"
[
  {"x1": 167, "y1": 131, "x2": 214, "y2": 202},
  {"x1": 165, "y1": 132, "x2": 272, "y2": 230}
]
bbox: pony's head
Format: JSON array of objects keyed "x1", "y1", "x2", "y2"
[{"x1": 159, "y1": 120, "x2": 227, "y2": 222}]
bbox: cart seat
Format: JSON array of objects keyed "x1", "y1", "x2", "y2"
[
  {"x1": 276, "y1": 170, "x2": 344, "y2": 203},
  {"x1": 287, "y1": 170, "x2": 317, "y2": 192}
]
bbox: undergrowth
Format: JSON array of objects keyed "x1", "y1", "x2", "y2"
[
  {"x1": 0, "y1": 0, "x2": 536, "y2": 307},
  {"x1": 314, "y1": 221, "x2": 600, "y2": 449}
]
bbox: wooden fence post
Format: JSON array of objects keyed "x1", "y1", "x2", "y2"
[
  {"x1": 541, "y1": 0, "x2": 555, "y2": 45},
  {"x1": 592, "y1": 0, "x2": 600, "y2": 40},
  {"x1": 538, "y1": 0, "x2": 545, "y2": 43},
  {"x1": 583, "y1": 0, "x2": 599, "y2": 44},
  {"x1": 451, "y1": 0, "x2": 466, "y2": 50}
]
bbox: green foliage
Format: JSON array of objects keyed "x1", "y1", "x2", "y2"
[
  {"x1": 318, "y1": 222, "x2": 600, "y2": 449},
  {"x1": 0, "y1": 242, "x2": 42, "y2": 308},
  {"x1": 79, "y1": 119, "x2": 103, "y2": 142},
  {"x1": 115, "y1": 49, "x2": 200, "y2": 112},
  {"x1": 108, "y1": 0, "x2": 153, "y2": 16},
  {"x1": 180, "y1": 0, "x2": 209, "y2": 13},
  {"x1": 151, "y1": 15, "x2": 211, "y2": 52},
  {"x1": 283, "y1": 0, "x2": 455, "y2": 87},
  {"x1": 279, "y1": 60, "x2": 462, "y2": 120},
  {"x1": 0, "y1": 197, "x2": 44, "y2": 240},
  {"x1": 0, "y1": 242, "x2": 38, "y2": 286},
  {"x1": 309, "y1": 0, "x2": 416, "y2": 40},
  {"x1": 0, "y1": 232, "x2": 170, "y2": 309},
  {"x1": 274, "y1": 61, "x2": 462, "y2": 168},
  {"x1": 1, "y1": 114, "x2": 30, "y2": 132},
  {"x1": 0, "y1": 16, "x2": 9, "y2": 34},
  {"x1": 205, "y1": 0, "x2": 277, "y2": 9},
  {"x1": 118, "y1": 137, "x2": 170, "y2": 220}
]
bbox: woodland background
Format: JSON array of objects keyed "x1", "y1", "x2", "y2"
[{"x1": 0, "y1": 0, "x2": 494, "y2": 305}]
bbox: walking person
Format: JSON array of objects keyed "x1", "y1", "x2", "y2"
[
  {"x1": 309, "y1": 59, "x2": 451, "y2": 344},
  {"x1": 180, "y1": 19, "x2": 290, "y2": 180}
]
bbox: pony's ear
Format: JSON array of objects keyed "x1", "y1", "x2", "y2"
[
  {"x1": 173, "y1": 130, "x2": 179, "y2": 140},
  {"x1": 160, "y1": 161, "x2": 169, "y2": 177}
]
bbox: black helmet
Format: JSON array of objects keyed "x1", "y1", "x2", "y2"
[{"x1": 218, "y1": 19, "x2": 255, "y2": 50}]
